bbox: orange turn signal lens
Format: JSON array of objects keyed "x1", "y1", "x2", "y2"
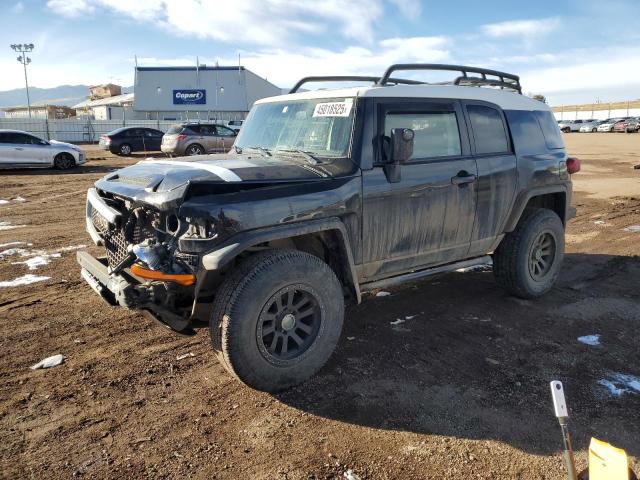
[{"x1": 130, "y1": 264, "x2": 196, "y2": 286}]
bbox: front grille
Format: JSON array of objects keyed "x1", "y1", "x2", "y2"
[{"x1": 91, "y1": 207, "x2": 154, "y2": 269}]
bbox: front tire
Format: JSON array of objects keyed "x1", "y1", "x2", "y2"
[
  {"x1": 210, "y1": 249, "x2": 345, "y2": 392},
  {"x1": 53, "y1": 152, "x2": 75, "y2": 170},
  {"x1": 493, "y1": 209, "x2": 565, "y2": 299}
]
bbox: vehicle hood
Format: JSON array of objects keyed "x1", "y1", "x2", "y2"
[
  {"x1": 49, "y1": 139, "x2": 82, "y2": 151},
  {"x1": 94, "y1": 153, "x2": 356, "y2": 209}
]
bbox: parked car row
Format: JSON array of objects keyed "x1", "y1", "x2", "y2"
[
  {"x1": 558, "y1": 117, "x2": 640, "y2": 133},
  {"x1": 99, "y1": 121, "x2": 241, "y2": 156}
]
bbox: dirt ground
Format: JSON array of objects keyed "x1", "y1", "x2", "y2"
[{"x1": 1, "y1": 134, "x2": 639, "y2": 479}]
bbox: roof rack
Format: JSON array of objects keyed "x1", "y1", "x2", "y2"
[
  {"x1": 377, "y1": 64, "x2": 522, "y2": 93},
  {"x1": 289, "y1": 75, "x2": 424, "y2": 94}
]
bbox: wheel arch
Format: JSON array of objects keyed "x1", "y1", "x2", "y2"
[
  {"x1": 199, "y1": 218, "x2": 361, "y2": 304},
  {"x1": 504, "y1": 187, "x2": 569, "y2": 232}
]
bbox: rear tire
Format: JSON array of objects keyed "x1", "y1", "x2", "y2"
[
  {"x1": 493, "y1": 208, "x2": 565, "y2": 299},
  {"x1": 210, "y1": 249, "x2": 344, "y2": 392},
  {"x1": 186, "y1": 144, "x2": 204, "y2": 155},
  {"x1": 53, "y1": 152, "x2": 75, "y2": 170},
  {"x1": 119, "y1": 143, "x2": 132, "y2": 155}
]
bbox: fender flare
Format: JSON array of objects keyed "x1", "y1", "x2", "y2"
[
  {"x1": 503, "y1": 185, "x2": 569, "y2": 232},
  {"x1": 201, "y1": 217, "x2": 361, "y2": 303}
]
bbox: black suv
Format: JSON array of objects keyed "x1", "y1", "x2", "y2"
[{"x1": 78, "y1": 64, "x2": 579, "y2": 392}]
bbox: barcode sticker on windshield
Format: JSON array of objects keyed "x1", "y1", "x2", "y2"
[{"x1": 313, "y1": 99, "x2": 353, "y2": 117}]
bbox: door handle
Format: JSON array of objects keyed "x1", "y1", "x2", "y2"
[
  {"x1": 14, "y1": 147, "x2": 24, "y2": 150},
  {"x1": 451, "y1": 172, "x2": 477, "y2": 185}
]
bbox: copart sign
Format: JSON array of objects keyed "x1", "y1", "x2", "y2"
[{"x1": 173, "y1": 89, "x2": 206, "y2": 105}]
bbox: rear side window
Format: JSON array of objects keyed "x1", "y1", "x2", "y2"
[
  {"x1": 534, "y1": 110, "x2": 564, "y2": 149},
  {"x1": 384, "y1": 111, "x2": 461, "y2": 161},
  {"x1": 467, "y1": 105, "x2": 510, "y2": 155},
  {"x1": 166, "y1": 125, "x2": 184, "y2": 134}
]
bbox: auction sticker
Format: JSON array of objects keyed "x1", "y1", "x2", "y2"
[{"x1": 313, "y1": 99, "x2": 353, "y2": 117}]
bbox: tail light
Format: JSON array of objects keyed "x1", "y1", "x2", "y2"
[
  {"x1": 101, "y1": 135, "x2": 111, "y2": 144},
  {"x1": 566, "y1": 157, "x2": 580, "y2": 174},
  {"x1": 177, "y1": 134, "x2": 187, "y2": 141}
]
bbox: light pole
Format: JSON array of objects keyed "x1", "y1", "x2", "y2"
[{"x1": 10, "y1": 43, "x2": 34, "y2": 118}]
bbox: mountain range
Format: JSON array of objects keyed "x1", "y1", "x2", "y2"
[{"x1": 0, "y1": 85, "x2": 133, "y2": 109}]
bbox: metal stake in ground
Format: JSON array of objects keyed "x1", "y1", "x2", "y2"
[{"x1": 550, "y1": 380, "x2": 578, "y2": 480}]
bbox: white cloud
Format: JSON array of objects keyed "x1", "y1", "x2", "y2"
[
  {"x1": 214, "y1": 36, "x2": 450, "y2": 87},
  {"x1": 522, "y1": 50, "x2": 640, "y2": 96},
  {"x1": 44, "y1": 0, "x2": 412, "y2": 46},
  {"x1": 12, "y1": 1, "x2": 25, "y2": 13},
  {"x1": 482, "y1": 18, "x2": 560, "y2": 38},
  {"x1": 46, "y1": 0, "x2": 95, "y2": 17},
  {"x1": 388, "y1": 0, "x2": 422, "y2": 18}
]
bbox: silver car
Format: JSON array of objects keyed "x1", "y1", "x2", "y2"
[
  {"x1": 161, "y1": 123, "x2": 237, "y2": 156},
  {"x1": 0, "y1": 129, "x2": 86, "y2": 169},
  {"x1": 558, "y1": 119, "x2": 596, "y2": 133},
  {"x1": 597, "y1": 118, "x2": 626, "y2": 132},
  {"x1": 579, "y1": 120, "x2": 605, "y2": 132}
]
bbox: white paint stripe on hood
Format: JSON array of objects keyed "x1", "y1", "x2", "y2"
[{"x1": 142, "y1": 160, "x2": 242, "y2": 182}]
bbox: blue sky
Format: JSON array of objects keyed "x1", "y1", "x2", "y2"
[{"x1": 1, "y1": 0, "x2": 639, "y2": 104}]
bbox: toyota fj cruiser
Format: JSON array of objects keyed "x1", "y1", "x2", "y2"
[{"x1": 77, "y1": 64, "x2": 579, "y2": 392}]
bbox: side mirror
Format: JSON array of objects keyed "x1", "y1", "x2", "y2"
[
  {"x1": 383, "y1": 128, "x2": 414, "y2": 183},
  {"x1": 390, "y1": 128, "x2": 414, "y2": 164}
]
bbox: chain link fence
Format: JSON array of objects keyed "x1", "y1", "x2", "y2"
[{"x1": 0, "y1": 113, "x2": 246, "y2": 143}]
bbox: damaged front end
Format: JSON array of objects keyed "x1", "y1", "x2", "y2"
[{"x1": 78, "y1": 187, "x2": 198, "y2": 333}]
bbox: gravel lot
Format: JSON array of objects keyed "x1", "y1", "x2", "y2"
[{"x1": 1, "y1": 134, "x2": 639, "y2": 479}]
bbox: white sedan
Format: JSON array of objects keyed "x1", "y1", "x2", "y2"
[{"x1": 0, "y1": 129, "x2": 86, "y2": 169}]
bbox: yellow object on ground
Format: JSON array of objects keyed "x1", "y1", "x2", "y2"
[{"x1": 588, "y1": 437, "x2": 630, "y2": 480}]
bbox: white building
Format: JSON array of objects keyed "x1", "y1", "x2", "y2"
[
  {"x1": 132, "y1": 65, "x2": 281, "y2": 121},
  {"x1": 73, "y1": 93, "x2": 134, "y2": 120}
]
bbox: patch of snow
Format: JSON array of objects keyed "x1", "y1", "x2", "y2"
[
  {"x1": 376, "y1": 291, "x2": 391, "y2": 297},
  {"x1": 623, "y1": 225, "x2": 640, "y2": 232},
  {"x1": 405, "y1": 315, "x2": 415, "y2": 320},
  {"x1": 577, "y1": 334, "x2": 600, "y2": 346},
  {"x1": 343, "y1": 470, "x2": 361, "y2": 480},
  {"x1": 14, "y1": 196, "x2": 26, "y2": 202},
  {"x1": 0, "y1": 242, "x2": 24, "y2": 248},
  {"x1": 599, "y1": 373, "x2": 640, "y2": 397},
  {"x1": 593, "y1": 220, "x2": 606, "y2": 225},
  {"x1": 176, "y1": 352, "x2": 195, "y2": 361},
  {"x1": 12, "y1": 253, "x2": 61, "y2": 270},
  {"x1": 55, "y1": 244, "x2": 87, "y2": 252},
  {"x1": 346, "y1": 336, "x2": 356, "y2": 341},
  {"x1": 0, "y1": 274, "x2": 50, "y2": 288},
  {"x1": 30, "y1": 354, "x2": 65, "y2": 370},
  {"x1": 390, "y1": 318, "x2": 405, "y2": 326},
  {"x1": 0, "y1": 221, "x2": 26, "y2": 231},
  {"x1": 0, "y1": 200, "x2": 8, "y2": 205}
]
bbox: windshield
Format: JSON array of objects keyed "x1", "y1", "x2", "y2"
[{"x1": 235, "y1": 97, "x2": 355, "y2": 157}]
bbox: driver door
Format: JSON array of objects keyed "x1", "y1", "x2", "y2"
[{"x1": 360, "y1": 99, "x2": 478, "y2": 280}]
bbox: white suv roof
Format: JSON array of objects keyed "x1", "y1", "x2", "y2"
[{"x1": 258, "y1": 84, "x2": 548, "y2": 112}]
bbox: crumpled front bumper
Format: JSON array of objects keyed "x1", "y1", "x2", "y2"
[
  {"x1": 77, "y1": 250, "x2": 196, "y2": 334},
  {"x1": 77, "y1": 250, "x2": 138, "y2": 307}
]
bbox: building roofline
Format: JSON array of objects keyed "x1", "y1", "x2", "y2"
[
  {"x1": 2, "y1": 104, "x2": 72, "y2": 112},
  {"x1": 136, "y1": 66, "x2": 246, "y2": 72}
]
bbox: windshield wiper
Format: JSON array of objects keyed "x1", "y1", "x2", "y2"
[
  {"x1": 244, "y1": 146, "x2": 272, "y2": 157},
  {"x1": 274, "y1": 149, "x2": 319, "y2": 165}
]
